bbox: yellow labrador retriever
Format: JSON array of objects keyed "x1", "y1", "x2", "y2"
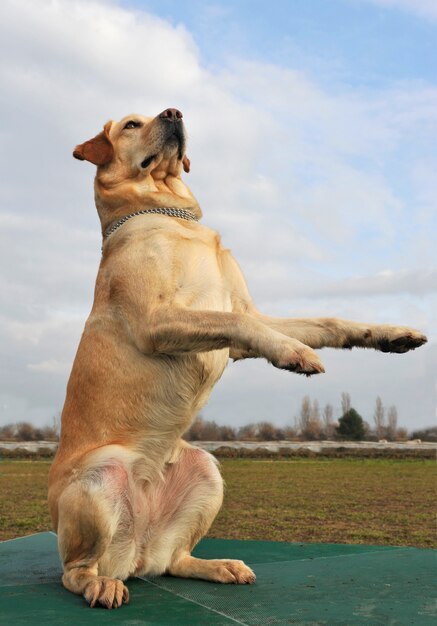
[{"x1": 48, "y1": 108, "x2": 427, "y2": 609}]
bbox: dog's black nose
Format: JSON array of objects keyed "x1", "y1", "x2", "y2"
[{"x1": 159, "y1": 108, "x2": 183, "y2": 121}]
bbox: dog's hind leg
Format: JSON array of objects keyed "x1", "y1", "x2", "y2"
[
  {"x1": 140, "y1": 444, "x2": 256, "y2": 584},
  {"x1": 57, "y1": 477, "x2": 130, "y2": 609}
]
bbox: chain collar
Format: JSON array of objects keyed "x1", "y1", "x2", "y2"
[{"x1": 103, "y1": 207, "x2": 199, "y2": 241}]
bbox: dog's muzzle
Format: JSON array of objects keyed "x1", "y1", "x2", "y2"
[{"x1": 159, "y1": 108, "x2": 185, "y2": 159}]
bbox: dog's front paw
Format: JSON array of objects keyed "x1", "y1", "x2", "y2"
[
  {"x1": 376, "y1": 327, "x2": 427, "y2": 354},
  {"x1": 272, "y1": 344, "x2": 325, "y2": 376},
  {"x1": 84, "y1": 576, "x2": 129, "y2": 609}
]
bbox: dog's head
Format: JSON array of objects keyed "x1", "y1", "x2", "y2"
[
  {"x1": 73, "y1": 109, "x2": 200, "y2": 231},
  {"x1": 73, "y1": 108, "x2": 190, "y2": 176}
]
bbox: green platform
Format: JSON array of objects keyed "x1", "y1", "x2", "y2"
[{"x1": 0, "y1": 533, "x2": 435, "y2": 625}]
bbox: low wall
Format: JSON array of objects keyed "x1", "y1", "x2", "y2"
[
  {"x1": 1, "y1": 440, "x2": 435, "y2": 455},
  {"x1": 194, "y1": 440, "x2": 437, "y2": 452}
]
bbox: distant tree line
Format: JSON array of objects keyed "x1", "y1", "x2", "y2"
[
  {"x1": 184, "y1": 418, "x2": 297, "y2": 443},
  {"x1": 0, "y1": 417, "x2": 59, "y2": 442},
  {"x1": 1, "y1": 398, "x2": 435, "y2": 442},
  {"x1": 293, "y1": 392, "x2": 412, "y2": 442},
  {"x1": 184, "y1": 392, "x2": 435, "y2": 442}
]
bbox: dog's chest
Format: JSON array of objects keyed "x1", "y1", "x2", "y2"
[
  {"x1": 129, "y1": 226, "x2": 232, "y2": 313},
  {"x1": 175, "y1": 256, "x2": 232, "y2": 312},
  {"x1": 163, "y1": 230, "x2": 232, "y2": 313}
]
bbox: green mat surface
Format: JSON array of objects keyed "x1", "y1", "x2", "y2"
[{"x1": 0, "y1": 532, "x2": 435, "y2": 625}]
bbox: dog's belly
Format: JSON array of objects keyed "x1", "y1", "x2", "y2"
[
  {"x1": 59, "y1": 318, "x2": 228, "y2": 433},
  {"x1": 86, "y1": 443, "x2": 221, "y2": 580},
  {"x1": 185, "y1": 348, "x2": 229, "y2": 411}
]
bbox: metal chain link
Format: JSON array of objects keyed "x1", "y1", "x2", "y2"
[{"x1": 103, "y1": 207, "x2": 199, "y2": 240}]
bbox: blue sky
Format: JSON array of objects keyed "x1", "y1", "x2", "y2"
[
  {"x1": 124, "y1": 0, "x2": 436, "y2": 85},
  {"x1": 121, "y1": 0, "x2": 437, "y2": 285},
  {"x1": 134, "y1": 2, "x2": 435, "y2": 238},
  {"x1": 0, "y1": 0, "x2": 435, "y2": 431}
]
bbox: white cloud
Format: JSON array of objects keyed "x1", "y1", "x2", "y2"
[
  {"x1": 290, "y1": 268, "x2": 437, "y2": 299},
  {"x1": 208, "y1": 344, "x2": 436, "y2": 431},
  {"x1": 361, "y1": 0, "x2": 437, "y2": 21},
  {"x1": 27, "y1": 359, "x2": 71, "y2": 374},
  {"x1": 0, "y1": 0, "x2": 434, "y2": 430}
]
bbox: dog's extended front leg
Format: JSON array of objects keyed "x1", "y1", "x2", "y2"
[
  {"x1": 145, "y1": 308, "x2": 325, "y2": 375},
  {"x1": 254, "y1": 316, "x2": 427, "y2": 354},
  {"x1": 216, "y1": 251, "x2": 426, "y2": 358}
]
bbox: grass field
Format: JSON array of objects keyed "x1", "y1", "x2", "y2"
[{"x1": 0, "y1": 458, "x2": 435, "y2": 547}]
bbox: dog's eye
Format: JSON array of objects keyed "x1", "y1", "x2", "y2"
[{"x1": 123, "y1": 120, "x2": 141, "y2": 130}]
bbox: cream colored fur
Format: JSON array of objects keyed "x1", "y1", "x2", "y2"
[{"x1": 48, "y1": 109, "x2": 427, "y2": 609}]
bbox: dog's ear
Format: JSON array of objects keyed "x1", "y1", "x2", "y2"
[
  {"x1": 182, "y1": 155, "x2": 191, "y2": 173},
  {"x1": 73, "y1": 121, "x2": 113, "y2": 165}
]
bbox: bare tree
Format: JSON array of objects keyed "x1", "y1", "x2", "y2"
[
  {"x1": 237, "y1": 423, "x2": 257, "y2": 441},
  {"x1": 0, "y1": 423, "x2": 16, "y2": 440},
  {"x1": 283, "y1": 425, "x2": 297, "y2": 440},
  {"x1": 41, "y1": 423, "x2": 59, "y2": 441},
  {"x1": 311, "y1": 400, "x2": 320, "y2": 421},
  {"x1": 257, "y1": 421, "x2": 277, "y2": 441},
  {"x1": 16, "y1": 422, "x2": 37, "y2": 441},
  {"x1": 310, "y1": 400, "x2": 322, "y2": 439},
  {"x1": 274, "y1": 427, "x2": 285, "y2": 440},
  {"x1": 322, "y1": 403, "x2": 335, "y2": 439},
  {"x1": 396, "y1": 427, "x2": 408, "y2": 441},
  {"x1": 386, "y1": 405, "x2": 398, "y2": 441},
  {"x1": 301, "y1": 395, "x2": 311, "y2": 421},
  {"x1": 184, "y1": 416, "x2": 221, "y2": 440},
  {"x1": 0, "y1": 417, "x2": 62, "y2": 442},
  {"x1": 185, "y1": 418, "x2": 251, "y2": 441},
  {"x1": 296, "y1": 396, "x2": 311, "y2": 439},
  {"x1": 200, "y1": 420, "x2": 221, "y2": 440},
  {"x1": 52, "y1": 414, "x2": 60, "y2": 439},
  {"x1": 34, "y1": 427, "x2": 44, "y2": 440},
  {"x1": 218, "y1": 425, "x2": 236, "y2": 441},
  {"x1": 184, "y1": 416, "x2": 204, "y2": 440},
  {"x1": 373, "y1": 396, "x2": 385, "y2": 440},
  {"x1": 341, "y1": 392, "x2": 351, "y2": 415},
  {"x1": 297, "y1": 396, "x2": 322, "y2": 440}
]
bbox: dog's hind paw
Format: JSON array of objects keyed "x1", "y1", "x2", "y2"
[
  {"x1": 84, "y1": 576, "x2": 129, "y2": 609},
  {"x1": 208, "y1": 559, "x2": 256, "y2": 584}
]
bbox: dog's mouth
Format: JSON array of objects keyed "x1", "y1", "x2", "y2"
[
  {"x1": 141, "y1": 118, "x2": 186, "y2": 169},
  {"x1": 141, "y1": 154, "x2": 157, "y2": 169},
  {"x1": 166, "y1": 127, "x2": 185, "y2": 160},
  {"x1": 141, "y1": 137, "x2": 184, "y2": 169},
  {"x1": 163, "y1": 117, "x2": 186, "y2": 158}
]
